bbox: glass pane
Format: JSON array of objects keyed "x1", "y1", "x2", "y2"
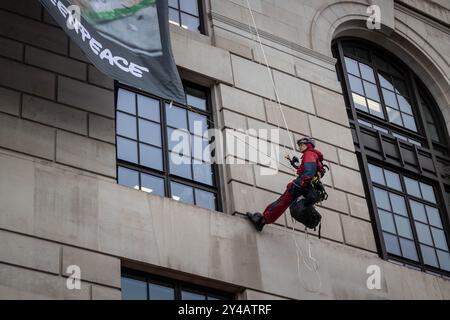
[
  {"x1": 149, "y1": 283, "x2": 175, "y2": 300},
  {"x1": 404, "y1": 177, "x2": 421, "y2": 198},
  {"x1": 382, "y1": 89, "x2": 398, "y2": 108},
  {"x1": 141, "y1": 174, "x2": 165, "y2": 197},
  {"x1": 415, "y1": 222, "x2": 433, "y2": 246},
  {"x1": 397, "y1": 96, "x2": 412, "y2": 114},
  {"x1": 169, "y1": 8, "x2": 180, "y2": 25},
  {"x1": 195, "y1": 189, "x2": 216, "y2": 210},
  {"x1": 140, "y1": 144, "x2": 163, "y2": 171},
  {"x1": 182, "y1": 290, "x2": 206, "y2": 300},
  {"x1": 181, "y1": 13, "x2": 200, "y2": 31},
  {"x1": 186, "y1": 88, "x2": 207, "y2": 111},
  {"x1": 351, "y1": 93, "x2": 368, "y2": 112},
  {"x1": 374, "y1": 188, "x2": 391, "y2": 211},
  {"x1": 386, "y1": 107, "x2": 403, "y2": 126},
  {"x1": 117, "y1": 137, "x2": 138, "y2": 163},
  {"x1": 180, "y1": 0, "x2": 199, "y2": 16},
  {"x1": 383, "y1": 232, "x2": 401, "y2": 256},
  {"x1": 431, "y1": 227, "x2": 448, "y2": 251},
  {"x1": 399, "y1": 238, "x2": 418, "y2": 261},
  {"x1": 378, "y1": 73, "x2": 394, "y2": 91},
  {"x1": 118, "y1": 167, "x2": 139, "y2": 190},
  {"x1": 117, "y1": 112, "x2": 137, "y2": 139},
  {"x1": 420, "y1": 245, "x2": 439, "y2": 267},
  {"x1": 419, "y1": 183, "x2": 436, "y2": 204},
  {"x1": 368, "y1": 164, "x2": 385, "y2": 185},
  {"x1": 139, "y1": 119, "x2": 161, "y2": 147},
  {"x1": 169, "y1": 152, "x2": 192, "y2": 179},
  {"x1": 384, "y1": 170, "x2": 402, "y2": 191},
  {"x1": 355, "y1": 47, "x2": 370, "y2": 62},
  {"x1": 426, "y1": 206, "x2": 442, "y2": 228},
  {"x1": 394, "y1": 79, "x2": 408, "y2": 96},
  {"x1": 171, "y1": 182, "x2": 194, "y2": 204},
  {"x1": 378, "y1": 210, "x2": 396, "y2": 233},
  {"x1": 193, "y1": 162, "x2": 214, "y2": 185},
  {"x1": 167, "y1": 127, "x2": 191, "y2": 155},
  {"x1": 389, "y1": 193, "x2": 407, "y2": 216},
  {"x1": 402, "y1": 113, "x2": 417, "y2": 132},
  {"x1": 363, "y1": 81, "x2": 380, "y2": 101},
  {"x1": 359, "y1": 63, "x2": 375, "y2": 82},
  {"x1": 117, "y1": 89, "x2": 136, "y2": 114},
  {"x1": 344, "y1": 57, "x2": 360, "y2": 76},
  {"x1": 367, "y1": 100, "x2": 383, "y2": 117},
  {"x1": 348, "y1": 75, "x2": 364, "y2": 95},
  {"x1": 394, "y1": 215, "x2": 413, "y2": 239},
  {"x1": 436, "y1": 250, "x2": 450, "y2": 272},
  {"x1": 169, "y1": 0, "x2": 179, "y2": 8},
  {"x1": 192, "y1": 136, "x2": 211, "y2": 163},
  {"x1": 138, "y1": 95, "x2": 160, "y2": 122},
  {"x1": 428, "y1": 124, "x2": 440, "y2": 142},
  {"x1": 410, "y1": 200, "x2": 427, "y2": 223},
  {"x1": 166, "y1": 104, "x2": 187, "y2": 129},
  {"x1": 121, "y1": 276, "x2": 147, "y2": 300},
  {"x1": 188, "y1": 112, "x2": 208, "y2": 136}
]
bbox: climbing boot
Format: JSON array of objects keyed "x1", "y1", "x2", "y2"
[{"x1": 246, "y1": 212, "x2": 265, "y2": 232}]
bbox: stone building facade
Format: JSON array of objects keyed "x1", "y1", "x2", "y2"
[{"x1": 0, "y1": 0, "x2": 449, "y2": 299}]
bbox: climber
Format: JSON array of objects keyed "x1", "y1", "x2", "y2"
[{"x1": 247, "y1": 137, "x2": 325, "y2": 232}]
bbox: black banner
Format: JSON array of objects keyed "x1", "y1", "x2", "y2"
[{"x1": 40, "y1": 0, "x2": 186, "y2": 104}]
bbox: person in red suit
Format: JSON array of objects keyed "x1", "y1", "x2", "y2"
[{"x1": 247, "y1": 137, "x2": 324, "y2": 231}]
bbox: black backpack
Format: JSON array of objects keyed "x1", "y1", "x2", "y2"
[{"x1": 289, "y1": 197, "x2": 322, "y2": 238}]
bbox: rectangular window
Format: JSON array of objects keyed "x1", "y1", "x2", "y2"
[
  {"x1": 116, "y1": 84, "x2": 219, "y2": 211},
  {"x1": 368, "y1": 163, "x2": 450, "y2": 272},
  {"x1": 169, "y1": 0, "x2": 203, "y2": 34},
  {"x1": 121, "y1": 269, "x2": 232, "y2": 300}
]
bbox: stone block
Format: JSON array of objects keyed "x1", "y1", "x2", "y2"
[
  {"x1": 341, "y1": 215, "x2": 377, "y2": 252},
  {"x1": 0, "y1": 57, "x2": 55, "y2": 99},
  {"x1": 62, "y1": 247, "x2": 121, "y2": 288},
  {"x1": 25, "y1": 46, "x2": 86, "y2": 80},
  {"x1": 220, "y1": 84, "x2": 266, "y2": 121},
  {"x1": 273, "y1": 70, "x2": 315, "y2": 114},
  {"x1": 0, "y1": 113, "x2": 55, "y2": 160},
  {"x1": 309, "y1": 115, "x2": 354, "y2": 151},
  {"x1": 89, "y1": 114, "x2": 115, "y2": 144},
  {"x1": 0, "y1": 230, "x2": 60, "y2": 274},
  {"x1": 56, "y1": 130, "x2": 116, "y2": 177},
  {"x1": 0, "y1": 36, "x2": 23, "y2": 61},
  {"x1": 91, "y1": 285, "x2": 121, "y2": 300},
  {"x1": 0, "y1": 86, "x2": 20, "y2": 115},
  {"x1": 88, "y1": 65, "x2": 114, "y2": 90},
  {"x1": 330, "y1": 163, "x2": 365, "y2": 197},
  {"x1": 312, "y1": 85, "x2": 349, "y2": 127},
  {"x1": 347, "y1": 194, "x2": 371, "y2": 222},
  {"x1": 22, "y1": 95, "x2": 87, "y2": 135},
  {"x1": 57, "y1": 76, "x2": 114, "y2": 117},
  {"x1": 0, "y1": 10, "x2": 67, "y2": 54},
  {"x1": 0, "y1": 264, "x2": 90, "y2": 299}
]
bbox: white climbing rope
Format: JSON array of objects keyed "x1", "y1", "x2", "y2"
[{"x1": 243, "y1": 0, "x2": 322, "y2": 293}]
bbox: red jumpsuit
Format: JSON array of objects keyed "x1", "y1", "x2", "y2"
[{"x1": 262, "y1": 145, "x2": 324, "y2": 224}]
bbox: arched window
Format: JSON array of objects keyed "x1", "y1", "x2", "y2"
[{"x1": 333, "y1": 39, "x2": 450, "y2": 275}]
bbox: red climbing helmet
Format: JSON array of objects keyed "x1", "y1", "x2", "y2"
[{"x1": 297, "y1": 137, "x2": 316, "y2": 148}]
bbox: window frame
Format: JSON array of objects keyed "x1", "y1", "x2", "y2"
[
  {"x1": 121, "y1": 268, "x2": 233, "y2": 300},
  {"x1": 168, "y1": 0, "x2": 205, "y2": 34},
  {"x1": 368, "y1": 161, "x2": 450, "y2": 274},
  {"x1": 114, "y1": 81, "x2": 222, "y2": 212},
  {"x1": 334, "y1": 38, "x2": 450, "y2": 277}
]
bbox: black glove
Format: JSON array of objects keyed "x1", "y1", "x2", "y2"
[{"x1": 289, "y1": 156, "x2": 299, "y2": 169}]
